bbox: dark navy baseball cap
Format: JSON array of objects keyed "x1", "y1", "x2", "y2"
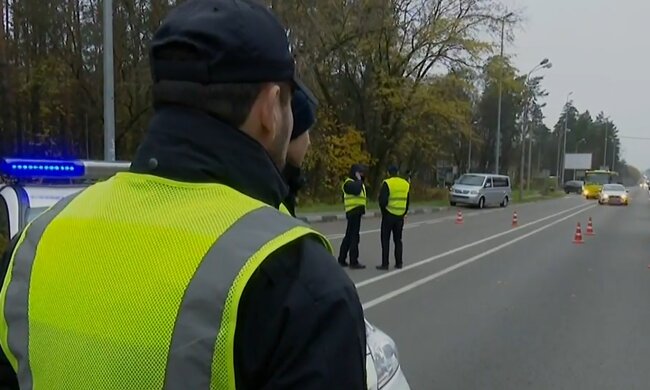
[
  {"x1": 291, "y1": 89, "x2": 317, "y2": 140},
  {"x1": 149, "y1": 0, "x2": 317, "y2": 106}
]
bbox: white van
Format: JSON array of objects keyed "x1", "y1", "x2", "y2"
[
  {"x1": 0, "y1": 158, "x2": 410, "y2": 390},
  {"x1": 449, "y1": 173, "x2": 512, "y2": 208}
]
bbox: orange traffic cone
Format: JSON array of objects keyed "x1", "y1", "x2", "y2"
[
  {"x1": 586, "y1": 217, "x2": 595, "y2": 236},
  {"x1": 455, "y1": 209, "x2": 464, "y2": 224},
  {"x1": 573, "y1": 222, "x2": 584, "y2": 244},
  {"x1": 512, "y1": 211, "x2": 519, "y2": 227}
]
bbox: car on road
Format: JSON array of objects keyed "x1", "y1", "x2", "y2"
[
  {"x1": 449, "y1": 173, "x2": 512, "y2": 209},
  {"x1": 563, "y1": 180, "x2": 584, "y2": 194},
  {"x1": 0, "y1": 158, "x2": 410, "y2": 390},
  {"x1": 598, "y1": 183, "x2": 629, "y2": 206}
]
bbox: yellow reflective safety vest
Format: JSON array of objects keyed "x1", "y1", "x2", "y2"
[
  {"x1": 0, "y1": 172, "x2": 331, "y2": 390},
  {"x1": 342, "y1": 178, "x2": 367, "y2": 212},
  {"x1": 383, "y1": 176, "x2": 410, "y2": 216}
]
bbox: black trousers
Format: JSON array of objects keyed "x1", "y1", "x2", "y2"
[
  {"x1": 338, "y1": 213, "x2": 362, "y2": 265},
  {"x1": 381, "y1": 213, "x2": 404, "y2": 267}
]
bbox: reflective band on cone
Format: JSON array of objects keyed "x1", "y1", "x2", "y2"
[
  {"x1": 586, "y1": 217, "x2": 595, "y2": 236},
  {"x1": 573, "y1": 222, "x2": 584, "y2": 244},
  {"x1": 455, "y1": 210, "x2": 464, "y2": 224}
]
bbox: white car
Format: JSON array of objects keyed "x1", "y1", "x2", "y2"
[
  {"x1": 365, "y1": 320, "x2": 410, "y2": 389},
  {"x1": 598, "y1": 183, "x2": 629, "y2": 206},
  {"x1": 0, "y1": 158, "x2": 410, "y2": 390}
]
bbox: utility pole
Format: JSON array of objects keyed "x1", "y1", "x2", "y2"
[{"x1": 103, "y1": 0, "x2": 116, "y2": 161}]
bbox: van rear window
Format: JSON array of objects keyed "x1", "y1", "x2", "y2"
[{"x1": 493, "y1": 177, "x2": 509, "y2": 188}]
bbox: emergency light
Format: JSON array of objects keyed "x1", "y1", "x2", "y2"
[
  {"x1": 0, "y1": 158, "x2": 131, "y2": 181},
  {"x1": 0, "y1": 158, "x2": 85, "y2": 179}
]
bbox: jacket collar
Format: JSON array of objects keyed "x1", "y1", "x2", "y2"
[{"x1": 130, "y1": 106, "x2": 289, "y2": 208}]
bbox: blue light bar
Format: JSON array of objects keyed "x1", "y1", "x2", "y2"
[{"x1": 0, "y1": 158, "x2": 85, "y2": 179}]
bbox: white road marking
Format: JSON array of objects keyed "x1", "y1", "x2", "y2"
[
  {"x1": 355, "y1": 202, "x2": 590, "y2": 289},
  {"x1": 362, "y1": 204, "x2": 596, "y2": 310}
]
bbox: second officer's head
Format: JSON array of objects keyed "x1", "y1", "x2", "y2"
[{"x1": 148, "y1": 0, "x2": 318, "y2": 170}]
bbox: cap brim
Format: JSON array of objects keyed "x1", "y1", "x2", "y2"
[{"x1": 293, "y1": 76, "x2": 319, "y2": 108}]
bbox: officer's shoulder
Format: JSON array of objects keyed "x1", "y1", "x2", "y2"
[{"x1": 262, "y1": 234, "x2": 356, "y2": 302}]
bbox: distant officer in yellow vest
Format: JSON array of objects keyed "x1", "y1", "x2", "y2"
[
  {"x1": 377, "y1": 165, "x2": 411, "y2": 270},
  {"x1": 338, "y1": 164, "x2": 368, "y2": 269},
  {"x1": 0, "y1": 1, "x2": 368, "y2": 389}
]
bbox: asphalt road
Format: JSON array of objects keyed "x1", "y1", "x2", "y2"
[{"x1": 312, "y1": 188, "x2": 650, "y2": 389}]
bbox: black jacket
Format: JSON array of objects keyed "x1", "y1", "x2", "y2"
[
  {"x1": 282, "y1": 163, "x2": 305, "y2": 217},
  {"x1": 378, "y1": 176, "x2": 411, "y2": 217},
  {"x1": 343, "y1": 165, "x2": 366, "y2": 216},
  {"x1": 0, "y1": 106, "x2": 367, "y2": 390}
]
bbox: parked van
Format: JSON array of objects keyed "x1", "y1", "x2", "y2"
[{"x1": 449, "y1": 173, "x2": 512, "y2": 208}]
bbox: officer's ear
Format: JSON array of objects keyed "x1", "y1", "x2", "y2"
[
  {"x1": 245, "y1": 83, "x2": 291, "y2": 147},
  {"x1": 256, "y1": 83, "x2": 282, "y2": 140}
]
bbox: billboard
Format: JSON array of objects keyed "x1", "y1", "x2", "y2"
[{"x1": 564, "y1": 153, "x2": 592, "y2": 170}]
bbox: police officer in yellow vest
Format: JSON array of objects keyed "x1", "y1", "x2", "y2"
[
  {"x1": 377, "y1": 165, "x2": 411, "y2": 270},
  {"x1": 0, "y1": 1, "x2": 368, "y2": 389},
  {"x1": 338, "y1": 164, "x2": 368, "y2": 269}
]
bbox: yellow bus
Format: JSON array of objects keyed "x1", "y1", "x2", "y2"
[{"x1": 583, "y1": 170, "x2": 618, "y2": 199}]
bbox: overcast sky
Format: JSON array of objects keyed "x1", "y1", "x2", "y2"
[{"x1": 502, "y1": 0, "x2": 649, "y2": 171}]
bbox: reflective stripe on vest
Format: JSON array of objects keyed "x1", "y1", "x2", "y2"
[
  {"x1": 0, "y1": 173, "x2": 332, "y2": 390},
  {"x1": 342, "y1": 178, "x2": 366, "y2": 212},
  {"x1": 384, "y1": 177, "x2": 410, "y2": 216},
  {"x1": 1, "y1": 194, "x2": 78, "y2": 389}
]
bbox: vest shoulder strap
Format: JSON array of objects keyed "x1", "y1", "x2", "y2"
[{"x1": 165, "y1": 205, "x2": 328, "y2": 388}]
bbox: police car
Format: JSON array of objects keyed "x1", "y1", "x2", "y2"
[
  {"x1": 365, "y1": 320, "x2": 411, "y2": 389},
  {"x1": 0, "y1": 158, "x2": 410, "y2": 390},
  {"x1": 0, "y1": 158, "x2": 131, "y2": 244}
]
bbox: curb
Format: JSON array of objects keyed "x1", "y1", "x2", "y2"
[{"x1": 298, "y1": 206, "x2": 449, "y2": 223}]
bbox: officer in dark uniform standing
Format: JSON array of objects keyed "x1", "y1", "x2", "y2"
[
  {"x1": 283, "y1": 89, "x2": 316, "y2": 217},
  {"x1": 338, "y1": 164, "x2": 367, "y2": 269},
  {"x1": 0, "y1": 1, "x2": 367, "y2": 389},
  {"x1": 377, "y1": 165, "x2": 411, "y2": 270}
]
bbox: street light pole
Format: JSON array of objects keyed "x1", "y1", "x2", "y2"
[
  {"x1": 560, "y1": 92, "x2": 573, "y2": 185},
  {"x1": 526, "y1": 134, "x2": 533, "y2": 191},
  {"x1": 603, "y1": 122, "x2": 609, "y2": 167},
  {"x1": 519, "y1": 58, "x2": 551, "y2": 201},
  {"x1": 467, "y1": 135, "x2": 472, "y2": 173},
  {"x1": 103, "y1": 0, "x2": 116, "y2": 161},
  {"x1": 556, "y1": 131, "x2": 562, "y2": 178},
  {"x1": 495, "y1": 12, "x2": 513, "y2": 175}
]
